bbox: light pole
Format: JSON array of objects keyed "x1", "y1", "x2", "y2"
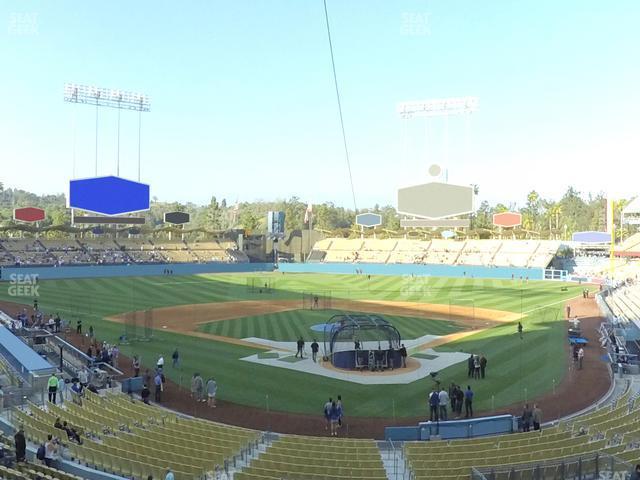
[
  {"x1": 63, "y1": 83, "x2": 151, "y2": 179},
  {"x1": 397, "y1": 96, "x2": 479, "y2": 167}
]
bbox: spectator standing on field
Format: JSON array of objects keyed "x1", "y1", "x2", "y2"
[
  {"x1": 329, "y1": 401, "x2": 340, "y2": 436},
  {"x1": 480, "y1": 355, "x2": 488, "y2": 379},
  {"x1": 456, "y1": 386, "x2": 464, "y2": 416},
  {"x1": 521, "y1": 404, "x2": 533, "y2": 432},
  {"x1": 467, "y1": 354, "x2": 474, "y2": 378},
  {"x1": 448, "y1": 383, "x2": 457, "y2": 414},
  {"x1": 154, "y1": 372, "x2": 162, "y2": 402},
  {"x1": 429, "y1": 389, "x2": 440, "y2": 422},
  {"x1": 532, "y1": 404, "x2": 542, "y2": 431},
  {"x1": 206, "y1": 377, "x2": 217, "y2": 408},
  {"x1": 172, "y1": 348, "x2": 180, "y2": 368},
  {"x1": 438, "y1": 387, "x2": 449, "y2": 421},
  {"x1": 191, "y1": 373, "x2": 198, "y2": 399},
  {"x1": 578, "y1": 347, "x2": 585, "y2": 369},
  {"x1": 400, "y1": 344, "x2": 408, "y2": 367},
  {"x1": 518, "y1": 322, "x2": 523, "y2": 339},
  {"x1": 311, "y1": 340, "x2": 319, "y2": 363},
  {"x1": 141, "y1": 384, "x2": 150, "y2": 404},
  {"x1": 111, "y1": 345, "x2": 119, "y2": 369},
  {"x1": 464, "y1": 386, "x2": 474, "y2": 418},
  {"x1": 296, "y1": 337, "x2": 305, "y2": 358},
  {"x1": 76, "y1": 319, "x2": 82, "y2": 334},
  {"x1": 337, "y1": 395, "x2": 344, "y2": 427},
  {"x1": 132, "y1": 355, "x2": 140, "y2": 377},
  {"x1": 195, "y1": 373, "x2": 205, "y2": 402},
  {"x1": 473, "y1": 355, "x2": 481, "y2": 379},
  {"x1": 323, "y1": 397, "x2": 333, "y2": 431},
  {"x1": 156, "y1": 355, "x2": 164, "y2": 371}
]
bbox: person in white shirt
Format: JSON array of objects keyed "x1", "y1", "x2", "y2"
[
  {"x1": 438, "y1": 388, "x2": 450, "y2": 421},
  {"x1": 157, "y1": 355, "x2": 164, "y2": 370},
  {"x1": 78, "y1": 368, "x2": 89, "y2": 387},
  {"x1": 578, "y1": 347, "x2": 585, "y2": 370}
]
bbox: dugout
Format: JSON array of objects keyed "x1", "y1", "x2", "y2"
[{"x1": 323, "y1": 314, "x2": 402, "y2": 370}]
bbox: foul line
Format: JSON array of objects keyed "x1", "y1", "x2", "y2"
[{"x1": 521, "y1": 295, "x2": 583, "y2": 316}]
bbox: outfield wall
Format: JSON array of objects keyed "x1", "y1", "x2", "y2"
[
  {"x1": 0, "y1": 262, "x2": 544, "y2": 281},
  {"x1": 0, "y1": 262, "x2": 274, "y2": 280},
  {"x1": 278, "y1": 262, "x2": 544, "y2": 280}
]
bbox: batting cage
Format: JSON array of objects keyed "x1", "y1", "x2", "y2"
[
  {"x1": 302, "y1": 291, "x2": 332, "y2": 310},
  {"x1": 323, "y1": 313, "x2": 402, "y2": 369},
  {"x1": 246, "y1": 277, "x2": 277, "y2": 294},
  {"x1": 121, "y1": 309, "x2": 154, "y2": 344}
]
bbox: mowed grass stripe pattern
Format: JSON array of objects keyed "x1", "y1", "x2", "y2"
[
  {"x1": 197, "y1": 309, "x2": 463, "y2": 341},
  {"x1": 0, "y1": 273, "x2": 588, "y2": 418}
]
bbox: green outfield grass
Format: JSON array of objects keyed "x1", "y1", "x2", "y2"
[
  {"x1": 197, "y1": 308, "x2": 463, "y2": 341},
  {"x1": 0, "y1": 273, "x2": 589, "y2": 418}
]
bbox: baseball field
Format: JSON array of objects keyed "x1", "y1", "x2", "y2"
[{"x1": 0, "y1": 272, "x2": 589, "y2": 420}]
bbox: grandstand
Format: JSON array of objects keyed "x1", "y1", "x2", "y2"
[
  {"x1": 308, "y1": 238, "x2": 561, "y2": 269},
  {"x1": 617, "y1": 233, "x2": 640, "y2": 257},
  {"x1": 13, "y1": 389, "x2": 259, "y2": 479},
  {"x1": 4, "y1": 371, "x2": 640, "y2": 480},
  {"x1": 0, "y1": 237, "x2": 248, "y2": 267},
  {"x1": 405, "y1": 385, "x2": 640, "y2": 479}
]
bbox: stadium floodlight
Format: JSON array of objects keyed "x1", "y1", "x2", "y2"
[
  {"x1": 64, "y1": 83, "x2": 151, "y2": 181},
  {"x1": 397, "y1": 96, "x2": 478, "y2": 119},
  {"x1": 63, "y1": 83, "x2": 151, "y2": 111}
]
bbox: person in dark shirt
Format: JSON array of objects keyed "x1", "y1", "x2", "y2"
[
  {"x1": 399, "y1": 344, "x2": 407, "y2": 368},
  {"x1": 295, "y1": 337, "x2": 305, "y2": 358},
  {"x1": 517, "y1": 322, "x2": 523, "y2": 339},
  {"x1": 141, "y1": 384, "x2": 151, "y2": 404},
  {"x1": 464, "y1": 386, "x2": 474, "y2": 418},
  {"x1": 14, "y1": 427, "x2": 26, "y2": 462},
  {"x1": 310, "y1": 340, "x2": 319, "y2": 363}
]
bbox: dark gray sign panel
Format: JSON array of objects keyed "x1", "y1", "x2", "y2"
[{"x1": 164, "y1": 211, "x2": 190, "y2": 225}]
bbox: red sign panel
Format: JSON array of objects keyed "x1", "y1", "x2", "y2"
[
  {"x1": 14, "y1": 207, "x2": 45, "y2": 223},
  {"x1": 492, "y1": 212, "x2": 522, "y2": 228}
]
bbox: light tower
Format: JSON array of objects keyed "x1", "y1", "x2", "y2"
[
  {"x1": 63, "y1": 83, "x2": 151, "y2": 180},
  {"x1": 397, "y1": 96, "x2": 479, "y2": 176}
]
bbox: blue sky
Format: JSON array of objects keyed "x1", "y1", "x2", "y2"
[{"x1": 1, "y1": 0, "x2": 639, "y2": 209}]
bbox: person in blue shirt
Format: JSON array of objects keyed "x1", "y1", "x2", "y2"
[
  {"x1": 429, "y1": 390, "x2": 440, "y2": 421},
  {"x1": 329, "y1": 401, "x2": 340, "y2": 437},
  {"x1": 464, "y1": 385, "x2": 474, "y2": 418},
  {"x1": 154, "y1": 373, "x2": 162, "y2": 403}
]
